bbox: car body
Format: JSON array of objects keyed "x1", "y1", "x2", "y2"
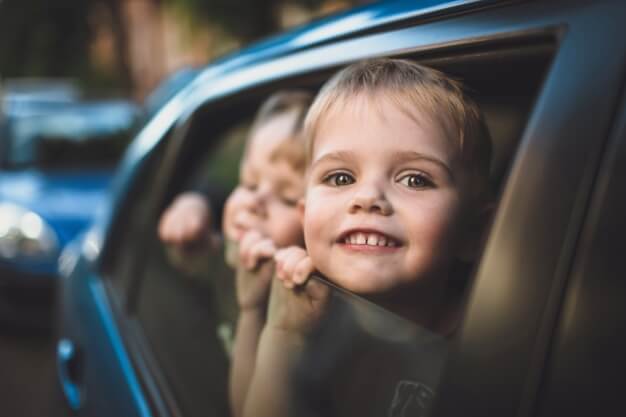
[
  {"x1": 54, "y1": 1, "x2": 626, "y2": 417},
  {"x1": 142, "y1": 67, "x2": 201, "y2": 121},
  {"x1": 0, "y1": 78, "x2": 80, "y2": 104},
  {"x1": 0, "y1": 94, "x2": 140, "y2": 328}
]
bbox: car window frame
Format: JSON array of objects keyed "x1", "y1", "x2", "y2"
[
  {"x1": 433, "y1": 3, "x2": 626, "y2": 417},
  {"x1": 123, "y1": 104, "x2": 260, "y2": 417},
  {"x1": 534, "y1": 85, "x2": 626, "y2": 417}
]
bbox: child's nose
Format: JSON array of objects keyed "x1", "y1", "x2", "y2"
[
  {"x1": 247, "y1": 188, "x2": 270, "y2": 217},
  {"x1": 348, "y1": 183, "x2": 393, "y2": 215}
]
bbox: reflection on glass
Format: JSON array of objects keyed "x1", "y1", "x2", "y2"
[{"x1": 289, "y1": 276, "x2": 448, "y2": 417}]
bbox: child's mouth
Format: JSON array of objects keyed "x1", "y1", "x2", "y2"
[{"x1": 337, "y1": 230, "x2": 401, "y2": 249}]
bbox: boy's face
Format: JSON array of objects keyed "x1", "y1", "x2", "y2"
[
  {"x1": 222, "y1": 112, "x2": 305, "y2": 248},
  {"x1": 303, "y1": 95, "x2": 476, "y2": 296}
]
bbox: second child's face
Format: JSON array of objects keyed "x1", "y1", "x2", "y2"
[
  {"x1": 222, "y1": 112, "x2": 305, "y2": 248},
  {"x1": 303, "y1": 95, "x2": 475, "y2": 296}
]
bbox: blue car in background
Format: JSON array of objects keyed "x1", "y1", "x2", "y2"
[{"x1": 0, "y1": 93, "x2": 140, "y2": 328}]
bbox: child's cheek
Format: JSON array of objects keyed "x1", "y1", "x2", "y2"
[
  {"x1": 270, "y1": 204, "x2": 304, "y2": 248},
  {"x1": 416, "y1": 198, "x2": 466, "y2": 259},
  {"x1": 302, "y1": 199, "x2": 331, "y2": 264}
]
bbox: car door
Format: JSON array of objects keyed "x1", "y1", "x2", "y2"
[
  {"x1": 532, "y1": 81, "x2": 626, "y2": 417},
  {"x1": 53, "y1": 125, "x2": 171, "y2": 417}
]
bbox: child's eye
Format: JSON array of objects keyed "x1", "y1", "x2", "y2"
[
  {"x1": 279, "y1": 196, "x2": 299, "y2": 207},
  {"x1": 243, "y1": 181, "x2": 258, "y2": 191},
  {"x1": 324, "y1": 172, "x2": 355, "y2": 187},
  {"x1": 398, "y1": 173, "x2": 433, "y2": 189}
]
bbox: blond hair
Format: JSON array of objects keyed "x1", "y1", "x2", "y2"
[
  {"x1": 303, "y1": 59, "x2": 492, "y2": 200},
  {"x1": 245, "y1": 90, "x2": 312, "y2": 173}
]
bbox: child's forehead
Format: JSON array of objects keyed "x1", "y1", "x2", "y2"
[
  {"x1": 313, "y1": 93, "x2": 456, "y2": 159},
  {"x1": 320, "y1": 93, "x2": 443, "y2": 135},
  {"x1": 248, "y1": 114, "x2": 297, "y2": 150}
]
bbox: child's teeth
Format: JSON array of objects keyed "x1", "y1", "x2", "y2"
[{"x1": 343, "y1": 232, "x2": 398, "y2": 247}]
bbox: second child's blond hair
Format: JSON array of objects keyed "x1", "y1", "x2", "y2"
[
  {"x1": 246, "y1": 90, "x2": 312, "y2": 173},
  {"x1": 303, "y1": 59, "x2": 492, "y2": 200}
]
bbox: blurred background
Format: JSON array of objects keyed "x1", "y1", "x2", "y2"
[
  {"x1": 0, "y1": 0, "x2": 370, "y2": 100},
  {"x1": 0, "y1": 1, "x2": 369, "y2": 416}
]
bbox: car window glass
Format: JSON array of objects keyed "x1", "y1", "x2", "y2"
[
  {"x1": 105, "y1": 135, "x2": 168, "y2": 303},
  {"x1": 277, "y1": 276, "x2": 448, "y2": 417},
  {"x1": 133, "y1": 120, "x2": 249, "y2": 417}
]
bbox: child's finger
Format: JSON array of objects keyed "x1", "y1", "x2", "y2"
[
  {"x1": 274, "y1": 248, "x2": 297, "y2": 276},
  {"x1": 274, "y1": 246, "x2": 305, "y2": 267},
  {"x1": 238, "y1": 230, "x2": 263, "y2": 266},
  {"x1": 239, "y1": 230, "x2": 262, "y2": 253},
  {"x1": 248, "y1": 239, "x2": 277, "y2": 270},
  {"x1": 161, "y1": 214, "x2": 181, "y2": 243},
  {"x1": 185, "y1": 214, "x2": 206, "y2": 237},
  {"x1": 273, "y1": 247, "x2": 289, "y2": 266},
  {"x1": 280, "y1": 251, "x2": 305, "y2": 285},
  {"x1": 157, "y1": 210, "x2": 172, "y2": 240},
  {"x1": 180, "y1": 219, "x2": 195, "y2": 241},
  {"x1": 292, "y1": 257, "x2": 314, "y2": 286},
  {"x1": 251, "y1": 239, "x2": 276, "y2": 260},
  {"x1": 273, "y1": 248, "x2": 289, "y2": 279}
]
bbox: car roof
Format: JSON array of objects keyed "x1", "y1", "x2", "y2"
[{"x1": 191, "y1": 0, "x2": 492, "y2": 83}]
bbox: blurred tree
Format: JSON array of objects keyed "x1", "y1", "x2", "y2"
[
  {"x1": 0, "y1": 0, "x2": 132, "y2": 94},
  {"x1": 164, "y1": 0, "x2": 334, "y2": 42},
  {"x1": 0, "y1": 0, "x2": 91, "y2": 78},
  {"x1": 0, "y1": 0, "x2": 371, "y2": 97},
  {"x1": 100, "y1": 0, "x2": 133, "y2": 92}
]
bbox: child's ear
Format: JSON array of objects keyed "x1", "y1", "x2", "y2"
[
  {"x1": 297, "y1": 198, "x2": 306, "y2": 224},
  {"x1": 458, "y1": 202, "x2": 494, "y2": 262}
]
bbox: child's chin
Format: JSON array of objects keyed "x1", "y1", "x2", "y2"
[{"x1": 328, "y1": 270, "x2": 399, "y2": 295}]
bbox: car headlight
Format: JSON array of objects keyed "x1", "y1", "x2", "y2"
[{"x1": 0, "y1": 202, "x2": 59, "y2": 261}]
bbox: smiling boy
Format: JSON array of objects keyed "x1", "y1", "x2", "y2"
[{"x1": 243, "y1": 59, "x2": 492, "y2": 417}]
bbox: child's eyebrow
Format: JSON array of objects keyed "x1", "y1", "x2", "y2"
[
  {"x1": 275, "y1": 178, "x2": 301, "y2": 194},
  {"x1": 391, "y1": 151, "x2": 454, "y2": 180},
  {"x1": 310, "y1": 150, "x2": 357, "y2": 170}
]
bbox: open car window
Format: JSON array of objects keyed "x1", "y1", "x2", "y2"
[{"x1": 107, "y1": 31, "x2": 558, "y2": 417}]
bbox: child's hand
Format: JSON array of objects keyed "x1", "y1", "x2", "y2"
[
  {"x1": 158, "y1": 192, "x2": 220, "y2": 255},
  {"x1": 239, "y1": 230, "x2": 277, "y2": 271},
  {"x1": 235, "y1": 230, "x2": 277, "y2": 311},
  {"x1": 267, "y1": 247, "x2": 330, "y2": 335}
]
